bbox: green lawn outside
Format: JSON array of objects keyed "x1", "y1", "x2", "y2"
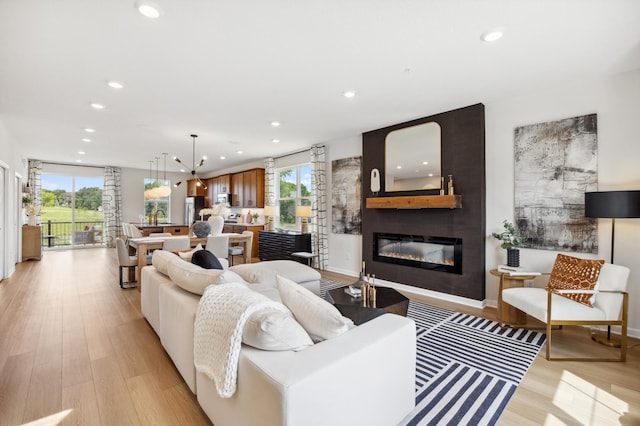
[{"x1": 41, "y1": 206, "x2": 103, "y2": 223}]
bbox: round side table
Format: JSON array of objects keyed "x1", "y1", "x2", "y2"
[{"x1": 490, "y1": 269, "x2": 539, "y2": 325}]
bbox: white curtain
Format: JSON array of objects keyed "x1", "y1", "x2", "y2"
[
  {"x1": 27, "y1": 159, "x2": 42, "y2": 216},
  {"x1": 310, "y1": 145, "x2": 328, "y2": 269},
  {"x1": 264, "y1": 157, "x2": 276, "y2": 206},
  {"x1": 103, "y1": 166, "x2": 123, "y2": 248}
]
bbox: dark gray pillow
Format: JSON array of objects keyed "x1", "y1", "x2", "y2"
[{"x1": 191, "y1": 249, "x2": 224, "y2": 270}]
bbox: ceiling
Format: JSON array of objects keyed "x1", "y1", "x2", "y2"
[{"x1": 1, "y1": 0, "x2": 639, "y2": 175}]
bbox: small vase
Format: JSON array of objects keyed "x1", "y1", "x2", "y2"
[
  {"x1": 506, "y1": 249, "x2": 520, "y2": 267},
  {"x1": 28, "y1": 216, "x2": 36, "y2": 226},
  {"x1": 191, "y1": 221, "x2": 211, "y2": 238}
]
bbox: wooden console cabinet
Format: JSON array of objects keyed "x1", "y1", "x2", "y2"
[
  {"x1": 22, "y1": 225, "x2": 42, "y2": 261},
  {"x1": 258, "y1": 230, "x2": 311, "y2": 264}
]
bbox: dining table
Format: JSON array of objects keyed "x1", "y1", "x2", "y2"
[{"x1": 128, "y1": 233, "x2": 252, "y2": 280}]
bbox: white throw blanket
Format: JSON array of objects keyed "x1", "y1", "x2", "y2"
[{"x1": 193, "y1": 282, "x2": 288, "y2": 398}]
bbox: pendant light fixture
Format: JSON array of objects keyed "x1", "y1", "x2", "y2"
[
  {"x1": 156, "y1": 152, "x2": 172, "y2": 197},
  {"x1": 144, "y1": 160, "x2": 155, "y2": 199},
  {"x1": 174, "y1": 134, "x2": 208, "y2": 189}
]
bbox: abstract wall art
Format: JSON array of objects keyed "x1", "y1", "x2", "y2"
[
  {"x1": 331, "y1": 156, "x2": 362, "y2": 235},
  {"x1": 514, "y1": 114, "x2": 598, "y2": 253}
]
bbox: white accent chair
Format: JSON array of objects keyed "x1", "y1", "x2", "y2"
[
  {"x1": 116, "y1": 237, "x2": 139, "y2": 289},
  {"x1": 162, "y1": 236, "x2": 191, "y2": 252},
  {"x1": 228, "y1": 230, "x2": 253, "y2": 265},
  {"x1": 206, "y1": 235, "x2": 229, "y2": 261},
  {"x1": 207, "y1": 215, "x2": 224, "y2": 236},
  {"x1": 502, "y1": 262, "x2": 630, "y2": 361}
]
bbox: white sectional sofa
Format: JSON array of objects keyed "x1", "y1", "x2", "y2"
[{"x1": 141, "y1": 250, "x2": 416, "y2": 426}]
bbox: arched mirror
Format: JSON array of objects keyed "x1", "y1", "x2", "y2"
[{"x1": 385, "y1": 121, "x2": 441, "y2": 192}]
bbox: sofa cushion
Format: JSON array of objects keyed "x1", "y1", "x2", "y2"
[
  {"x1": 177, "y1": 243, "x2": 204, "y2": 261},
  {"x1": 243, "y1": 308, "x2": 313, "y2": 351},
  {"x1": 546, "y1": 254, "x2": 605, "y2": 307},
  {"x1": 168, "y1": 259, "x2": 248, "y2": 295},
  {"x1": 276, "y1": 274, "x2": 348, "y2": 342},
  {"x1": 152, "y1": 249, "x2": 177, "y2": 276},
  {"x1": 192, "y1": 249, "x2": 224, "y2": 270}
]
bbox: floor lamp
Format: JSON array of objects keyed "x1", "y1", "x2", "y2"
[{"x1": 585, "y1": 190, "x2": 640, "y2": 347}]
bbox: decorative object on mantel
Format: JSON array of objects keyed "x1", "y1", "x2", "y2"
[
  {"x1": 174, "y1": 134, "x2": 208, "y2": 190},
  {"x1": 439, "y1": 176, "x2": 445, "y2": 196},
  {"x1": 514, "y1": 114, "x2": 598, "y2": 252},
  {"x1": 447, "y1": 175, "x2": 454, "y2": 195},
  {"x1": 365, "y1": 195, "x2": 461, "y2": 209},
  {"x1": 191, "y1": 221, "x2": 212, "y2": 238},
  {"x1": 492, "y1": 220, "x2": 522, "y2": 267}
]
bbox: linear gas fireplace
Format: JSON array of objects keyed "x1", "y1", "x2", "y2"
[{"x1": 374, "y1": 233, "x2": 462, "y2": 274}]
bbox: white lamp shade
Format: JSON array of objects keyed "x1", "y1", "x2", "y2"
[
  {"x1": 295, "y1": 205, "x2": 312, "y2": 218},
  {"x1": 263, "y1": 205, "x2": 278, "y2": 216}
]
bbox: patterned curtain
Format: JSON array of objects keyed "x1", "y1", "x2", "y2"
[
  {"x1": 310, "y1": 145, "x2": 328, "y2": 270},
  {"x1": 103, "y1": 167, "x2": 123, "y2": 247},
  {"x1": 27, "y1": 159, "x2": 42, "y2": 215},
  {"x1": 264, "y1": 157, "x2": 275, "y2": 205}
]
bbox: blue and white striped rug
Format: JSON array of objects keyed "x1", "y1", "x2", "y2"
[{"x1": 320, "y1": 279, "x2": 546, "y2": 426}]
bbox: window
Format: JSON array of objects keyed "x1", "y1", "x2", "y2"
[
  {"x1": 144, "y1": 179, "x2": 171, "y2": 224},
  {"x1": 276, "y1": 164, "x2": 312, "y2": 230},
  {"x1": 40, "y1": 172, "x2": 105, "y2": 248}
]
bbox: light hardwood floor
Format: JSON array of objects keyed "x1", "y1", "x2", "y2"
[{"x1": 1, "y1": 249, "x2": 638, "y2": 425}]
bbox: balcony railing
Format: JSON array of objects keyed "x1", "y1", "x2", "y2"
[{"x1": 39, "y1": 220, "x2": 105, "y2": 248}]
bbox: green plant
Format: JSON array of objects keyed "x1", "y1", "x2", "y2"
[
  {"x1": 22, "y1": 195, "x2": 33, "y2": 205},
  {"x1": 492, "y1": 220, "x2": 521, "y2": 250}
]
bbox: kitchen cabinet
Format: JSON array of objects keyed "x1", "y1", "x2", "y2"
[
  {"x1": 205, "y1": 178, "x2": 214, "y2": 207},
  {"x1": 187, "y1": 179, "x2": 206, "y2": 197},
  {"x1": 209, "y1": 174, "x2": 231, "y2": 205},
  {"x1": 22, "y1": 225, "x2": 42, "y2": 261},
  {"x1": 137, "y1": 225, "x2": 190, "y2": 236},
  {"x1": 230, "y1": 168, "x2": 264, "y2": 208}
]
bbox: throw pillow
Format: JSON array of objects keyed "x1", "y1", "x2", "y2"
[
  {"x1": 177, "y1": 243, "x2": 204, "y2": 261},
  {"x1": 152, "y1": 249, "x2": 176, "y2": 275},
  {"x1": 242, "y1": 308, "x2": 313, "y2": 351},
  {"x1": 276, "y1": 274, "x2": 348, "y2": 342},
  {"x1": 192, "y1": 249, "x2": 224, "y2": 270},
  {"x1": 546, "y1": 254, "x2": 605, "y2": 307}
]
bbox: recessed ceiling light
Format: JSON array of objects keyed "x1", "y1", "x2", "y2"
[
  {"x1": 422, "y1": 161, "x2": 429, "y2": 165},
  {"x1": 107, "y1": 81, "x2": 123, "y2": 89},
  {"x1": 237, "y1": 150, "x2": 243, "y2": 155},
  {"x1": 76, "y1": 159, "x2": 83, "y2": 163},
  {"x1": 428, "y1": 173, "x2": 434, "y2": 177},
  {"x1": 90, "y1": 103, "x2": 105, "y2": 110},
  {"x1": 481, "y1": 29, "x2": 504, "y2": 42},
  {"x1": 396, "y1": 165, "x2": 402, "y2": 169},
  {"x1": 84, "y1": 128, "x2": 95, "y2": 133},
  {"x1": 202, "y1": 156, "x2": 207, "y2": 160},
  {"x1": 219, "y1": 156, "x2": 226, "y2": 160},
  {"x1": 135, "y1": 1, "x2": 161, "y2": 19},
  {"x1": 82, "y1": 138, "x2": 91, "y2": 142},
  {"x1": 272, "y1": 139, "x2": 280, "y2": 143},
  {"x1": 271, "y1": 121, "x2": 280, "y2": 127},
  {"x1": 78, "y1": 151, "x2": 85, "y2": 155},
  {"x1": 343, "y1": 90, "x2": 356, "y2": 98}
]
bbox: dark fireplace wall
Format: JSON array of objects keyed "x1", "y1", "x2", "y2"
[{"x1": 362, "y1": 103, "x2": 486, "y2": 301}]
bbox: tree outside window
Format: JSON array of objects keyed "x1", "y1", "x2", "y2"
[{"x1": 277, "y1": 164, "x2": 312, "y2": 230}]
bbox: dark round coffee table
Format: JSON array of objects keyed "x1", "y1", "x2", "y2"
[{"x1": 325, "y1": 285, "x2": 409, "y2": 325}]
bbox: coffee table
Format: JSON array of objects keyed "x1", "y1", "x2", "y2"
[{"x1": 325, "y1": 285, "x2": 409, "y2": 325}]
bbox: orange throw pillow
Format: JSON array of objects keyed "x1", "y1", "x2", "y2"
[{"x1": 546, "y1": 254, "x2": 605, "y2": 307}]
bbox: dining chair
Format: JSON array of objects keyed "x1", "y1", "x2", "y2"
[
  {"x1": 205, "y1": 235, "x2": 229, "y2": 260},
  {"x1": 162, "y1": 236, "x2": 191, "y2": 252},
  {"x1": 228, "y1": 231, "x2": 253, "y2": 265},
  {"x1": 116, "y1": 238, "x2": 139, "y2": 289}
]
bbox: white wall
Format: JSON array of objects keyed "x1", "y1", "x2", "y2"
[
  {"x1": 323, "y1": 68, "x2": 640, "y2": 336},
  {"x1": 0, "y1": 118, "x2": 28, "y2": 277}
]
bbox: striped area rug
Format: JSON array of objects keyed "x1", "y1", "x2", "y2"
[{"x1": 320, "y1": 279, "x2": 546, "y2": 426}]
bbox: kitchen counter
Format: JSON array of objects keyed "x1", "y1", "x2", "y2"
[{"x1": 134, "y1": 224, "x2": 190, "y2": 236}]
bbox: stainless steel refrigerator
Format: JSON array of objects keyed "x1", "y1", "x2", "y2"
[{"x1": 185, "y1": 196, "x2": 206, "y2": 225}]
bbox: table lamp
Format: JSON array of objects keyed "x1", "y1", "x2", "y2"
[
  {"x1": 585, "y1": 190, "x2": 640, "y2": 346},
  {"x1": 263, "y1": 205, "x2": 278, "y2": 231},
  {"x1": 295, "y1": 205, "x2": 312, "y2": 234}
]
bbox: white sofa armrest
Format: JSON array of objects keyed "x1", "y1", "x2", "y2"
[{"x1": 197, "y1": 314, "x2": 416, "y2": 426}]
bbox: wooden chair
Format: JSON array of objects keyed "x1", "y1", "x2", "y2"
[{"x1": 502, "y1": 260, "x2": 630, "y2": 361}]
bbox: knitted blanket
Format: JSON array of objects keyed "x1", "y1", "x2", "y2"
[{"x1": 193, "y1": 282, "x2": 288, "y2": 398}]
